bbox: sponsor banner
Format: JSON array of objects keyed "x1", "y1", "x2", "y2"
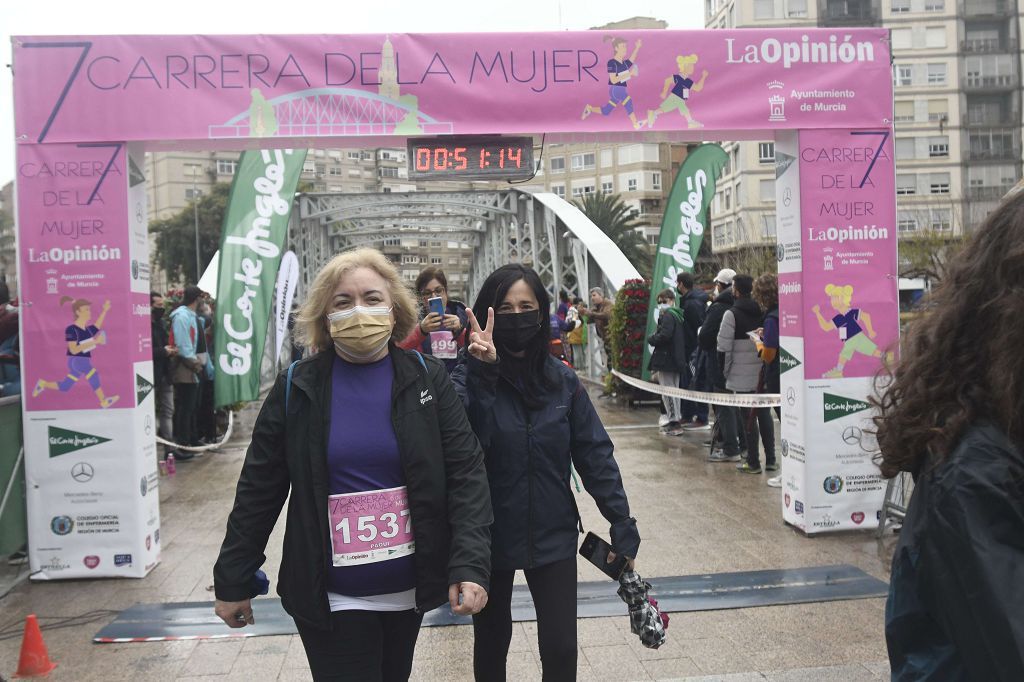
[
  {"x1": 213, "y1": 149, "x2": 306, "y2": 408},
  {"x1": 778, "y1": 335, "x2": 806, "y2": 530},
  {"x1": 774, "y1": 131, "x2": 802, "y2": 276},
  {"x1": 274, "y1": 251, "x2": 300, "y2": 364},
  {"x1": 14, "y1": 30, "x2": 892, "y2": 146},
  {"x1": 642, "y1": 143, "x2": 728, "y2": 380},
  {"x1": 613, "y1": 370, "x2": 780, "y2": 407}
]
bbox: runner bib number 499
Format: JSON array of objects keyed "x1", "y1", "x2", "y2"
[
  {"x1": 429, "y1": 331, "x2": 458, "y2": 359},
  {"x1": 328, "y1": 486, "x2": 415, "y2": 567}
]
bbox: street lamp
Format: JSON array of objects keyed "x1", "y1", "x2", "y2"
[{"x1": 186, "y1": 163, "x2": 204, "y2": 283}]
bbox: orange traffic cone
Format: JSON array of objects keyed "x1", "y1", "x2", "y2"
[{"x1": 13, "y1": 614, "x2": 57, "y2": 678}]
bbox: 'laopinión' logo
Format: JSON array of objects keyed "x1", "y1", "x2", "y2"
[
  {"x1": 823, "y1": 393, "x2": 871, "y2": 423},
  {"x1": 48, "y1": 426, "x2": 111, "y2": 458}
]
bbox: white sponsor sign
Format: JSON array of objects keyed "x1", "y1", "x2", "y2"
[{"x1": 274, "y1": 251, "x2": 300, "y2": 364}]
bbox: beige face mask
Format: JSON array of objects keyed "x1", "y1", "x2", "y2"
[{"x1": 327, "y1": 306, "x2": 394, "y2": 362}]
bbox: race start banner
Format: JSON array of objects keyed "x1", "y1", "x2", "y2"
[
  {"x1": 213, "y1": 149, "x2": 306, "y2": 409},
  {"x1": 18, "y1": 144, "x2": 160, "y2": 578},
  {"x1": 642, "y1": 143, "x2": 728, "y2": 381},
  {"x1": 775, "y1": 129, "x2": 898, "y2": 534}
]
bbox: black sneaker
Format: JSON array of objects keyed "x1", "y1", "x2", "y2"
[{"x1": 173, "y1": 450, "x2": 196, "y2": 461}]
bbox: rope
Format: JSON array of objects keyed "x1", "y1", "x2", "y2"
[
  {"x1": 612, "y1": 370, "x2": 782, "y2": 408},
  {"x1": 155, "y1": 411, "x2": 235, "y2": 452}
]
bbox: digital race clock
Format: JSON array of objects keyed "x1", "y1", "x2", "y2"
[{"x1": 407, "y1": 136, "x2": 535, "y2": 181}]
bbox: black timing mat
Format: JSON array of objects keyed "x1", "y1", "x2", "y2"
[{"x1": 94, "y1": 564, "x2": 886, "y2": 642}]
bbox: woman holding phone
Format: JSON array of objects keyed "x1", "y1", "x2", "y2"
[
  {"x1": 399, "y1": 266, "x2": 468, "y2": 373},
  {"x1": 452, "y1": 263, "x2": 640, "y2": 682}
]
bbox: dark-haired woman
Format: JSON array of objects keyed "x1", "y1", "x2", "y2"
[
  {"x1": 877, "y1": 191, "x2": 1024, "y2": 680},
  {"x1": 452, "y1": 264, "x2": 640, "y2": 682},
  {"x1": 399, "y1": 266, "x2": 468, "y2": 373}
]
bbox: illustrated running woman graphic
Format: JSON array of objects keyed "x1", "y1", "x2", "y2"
[
  {"x1": 33, "y1": 296, "x2": 120, "y2": 408},
  {"x1": 647, "y1": 54, "x2": 708, "y2": 129},
  {"x1": 812, "y1": 284, "x2": 890, "y2": 378},
  {"x1": 582, "y1": 37, "x2": 645, "y2": 130}
]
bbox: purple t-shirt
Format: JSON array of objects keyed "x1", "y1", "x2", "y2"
[{"x1": 326, "y1": 354, "x2": 416, "y2": 597}]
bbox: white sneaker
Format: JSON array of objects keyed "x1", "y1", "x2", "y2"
[
  {"x1": 766, "y1": 475, "x2": 782, "y2": 488},
  {"x1": 658, "y1": 414, "x2": 670, "y2": 427}
]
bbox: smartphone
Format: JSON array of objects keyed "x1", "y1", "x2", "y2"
[
  {"x1": 428, "y1": 296, "x2": 445, "y2": 318},
  {"x1": 579, "y1": 532, "x2": 628, "y2": 580}
]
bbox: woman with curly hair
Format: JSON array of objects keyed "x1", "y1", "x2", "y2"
[{"x1": 876, "y1": 191, "x2": 1024, "y2": 680}]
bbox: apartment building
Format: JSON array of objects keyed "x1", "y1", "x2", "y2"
[{"x1": 705, "y1": 0, "x2": 1023, "y2": 260}]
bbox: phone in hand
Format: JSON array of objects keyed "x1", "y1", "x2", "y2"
[
  {"x1": 428, "y1": 296, "x2": 445, "y2": 318},
  {"x1": 579, "y1": 531, "x2": 628, "y2": 580}
]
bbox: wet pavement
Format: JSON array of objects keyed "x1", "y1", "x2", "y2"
[{"x1": 0, "y1": 385, "x2": 897, "y2": 680}]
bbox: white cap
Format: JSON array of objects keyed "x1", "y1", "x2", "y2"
[{"x1": 714, "y1": 268, "x2": 736, "y2": 286}]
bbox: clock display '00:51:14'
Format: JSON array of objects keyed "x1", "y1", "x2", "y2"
[{"x1": 413, "y1": 146, "x2": 524, "y2": 171}]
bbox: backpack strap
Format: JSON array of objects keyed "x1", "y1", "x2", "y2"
[{"x1": 285, "y1": 360, "x2": 298, "y2": 412}]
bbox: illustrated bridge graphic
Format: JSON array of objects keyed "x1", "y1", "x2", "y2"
[{"x1": 208, "y1": 87, "x2": 455, "y2": 138}]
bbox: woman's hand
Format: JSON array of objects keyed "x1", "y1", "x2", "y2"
[
  {"x1": 607, "y1": 551, "x2": 635, "y2": 572},
  {"x1": 449, "y1": 581, "x2": 488, "y2": 615},
  {"x1": 443, "y1": 314, "x2": 462, "y2": 333},
  {"x1": 465, "y1": 308, "x2": 497, "y2": 364},
  {"x1": 214, "y1": 598, "x2": 255, "y2": 628},
  {"x1": 420, "y1": 312, "x2": 443, "y2": 334}
]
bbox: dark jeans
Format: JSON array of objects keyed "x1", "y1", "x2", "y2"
[
  {"x1": 197, "y1": 379, "x2": 216, "y2": 441},
  {"x1": 744, "y1": 407, "x2": 776, "y2": 468},
  {"x1": 296, "y1": 609, "x2": 422, "y2": 682},
  {"x1": 474, "y1": 557, "x2": 577, "y2": 681},
  {"x1": 680, "y1": 351, "x2": 709, "y2": 423},
  {"x1": 172, "y1": 382, "x2": 199, "y2": 447}
]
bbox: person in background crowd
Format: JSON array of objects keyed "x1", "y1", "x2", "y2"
[
  {"x1": 556, "y1": 290, "x2": 571, "y2": 322},
  {"x1": 399, "y1": 267, "x2": 468, "y2": 373},
  {"x1": 169, "y1": 285, "x2": 204, "y2": 460},
  {"x1": 0, "y1": 282, "x2": 20, "y2": 397},
  {"x1": 196, "y1": 299, "x2": 218, "y2": 445},
  {"x1": 453, "y1": 264, "x2": 640, "y2": 682},
  {"x1": 214, "y1": 248, "x2": 493, "y2": 682},
  {"x1": 717, "y1": 275, "x2": 771, "y2": 475},
  {"x1": 581, "y1": 287, "x2": 613, "y2": 380},
  {"x1": 566, "y1": 297, "x2": 587, "y2": 372},
  {"x1": 752, "y1": 274, "x2": 780, "y2": 482},
  {"x1": 150, "y1": 291, "x2": 179, "y2": 461},
  {"x1": 675, "y1": 272, "x2": 710, "y2": 430},
  {"x1": 647, "y1": 288, "x2": 689, "y2": 436},
  {"x1": 700, "y1": 269, "x2": 744, "y2": 462},
  {"x1": 563, "y1": 298, "x2": 582, "y2": 367},
  {"x1": 878, "y1": 192, "x2": 1024, "y2": 680}
]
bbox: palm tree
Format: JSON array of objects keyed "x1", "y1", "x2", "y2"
[{"x1": 574, "y1": 192, "x2": 652, "y2": 278}]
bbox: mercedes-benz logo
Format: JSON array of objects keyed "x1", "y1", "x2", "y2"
[
  {"x1": 786, "y1": 387, "x2": 797, "y2": 406},
  {"x1": 71, "y1": 462, "x2": 95, "y2": 483},
  {"x1": 144, "y1": 415, "x2": 153, "y2": 435},
  {"x1": 842, "y1": 426, "x2": 863, "y2": 445}
]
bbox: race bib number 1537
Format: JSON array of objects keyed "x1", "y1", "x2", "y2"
[{"x1": 328, "y1": 486, "x2": 415, "y2": 567}]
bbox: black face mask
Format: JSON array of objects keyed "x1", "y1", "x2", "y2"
[
  {"x1": 151, "y1": 307, "x2": 164, "y2": 320},
  {"x1": 493, "y1": 310, "x2": 541, "y2": 353}
]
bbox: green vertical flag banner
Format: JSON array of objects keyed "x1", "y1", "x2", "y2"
[
  {"x1": 214, "y1": 149, "x2": 307, "y2": 408},
  {"x1": 642, "y1": 144, "x2": 729, "y2": 381}
]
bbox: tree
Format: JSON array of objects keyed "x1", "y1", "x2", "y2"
[
  {"x1": 152, "y1": 182, "x2": 231, "y2": 285},
  {"x1": 574, "y1": 192, "x2": 652, "y2": 278},
  {"x1": 897, "y1": 229, "x2": 967, "y2": 283}
]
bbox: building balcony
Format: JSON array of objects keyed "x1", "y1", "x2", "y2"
[
  {"x1": 967, "y1": 185, "x2": 1014, "y2": 200},
  {"x1": 961, "y1": 38, "x2": 1018, "y2": 54},
  {"x1": 962, "y1": 74, "x2": 1019, "y2": 91},
  {"x1": 968, "y1": 146, "x2": 1022, "y2": 161},
  {"x1": 818, "y1": 0, "x2": 881, "y2": 26},
  {"x1": 959, "y1": 0, "x2": 1013, "y2": 15},
  {"x1": 965, "y1": 112, "x2": 1021, "y2": 127}
]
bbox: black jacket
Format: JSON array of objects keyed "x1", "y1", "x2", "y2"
[
  {"x1": 214, "y1": 346, "x2": 493, "y2": 630},
  {"x1": 451, "y1": 355, "x2": 640, "y2": 571},
  {"x1": 677, "y1": 288, "x2": 709, "y2": 357},
  {"x1": 698, "y1": 286, "x2": 734, "y2": 352},
  {"x1": 151, "y1": 314, "x2": 171, "y2": 385},
  {"x1": 647, "y1": 307, "x2": 688, "y2": 373},
  {"x1": 886, "y1": 423, "x2": 1024, "y2": 680}
]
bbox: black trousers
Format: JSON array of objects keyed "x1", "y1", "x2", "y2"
[
  {"x1": 197, "y1": 379, "x2": 216, "y2": 441},
  {"x1": 172, "y1": 382, "x2": 199, "y2": 447},
  {"x1": 744, "y1": 406, "x2": 776, "y2": 468},
  {"x1": 296, "y1": 609, "x2": 423, "y2": 682},
  {"x1": 473, "y1": 557, "x2": 577, "y2": 681}
]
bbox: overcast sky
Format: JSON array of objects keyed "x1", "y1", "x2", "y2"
[{"x1": 1, "y1": 0, "x2": 703, "y2": 188}]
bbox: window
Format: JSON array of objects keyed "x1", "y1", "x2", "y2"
[
  {"x1": 302, "y1": 161, "x2": 316, "y2": 173},
  {"x1": 928, "y1": 136, "x2": 949, "y2": 157},
  {"x1": 448, "y1": 257, "x2": 459, "y2": 265},
  {"x1": 382, "y1": 187, "x2": 392, "y2": 193},
  {"x1": 735, "y1": 180, "x2": 741, "y2": 209},
  {"x1": 896, "y1": 174, "x2": 917, "y2": 195},
  {"x1": 627, "y1": 178, "x2": 638, "y2": 192},
  {"x1": 927, "y1": 63, "x2": 946, "y2": 85},
  {"x1": 329, "y1": 167, "x2": 343, "y2": 176},
  {"x1": 724, "y1": 188, "x2": 732, "y2": 210},
  {"x1": 754, "y1": 0, "x2": 774, "y2": 19},
  {"x1": 896, "y1": 137, "x2": 916, "y2": 159},
  {"x1": 929, "y1": 173, "x2": 950, "y2": 194},
  {"x1": 552, "y1": 184, "x2": 565, "y2": 198},
  {"x1": 571, "y1": 153, "x2": 596, "y2": 171},
  {"x1": 787, "y1": 0, "x2": 807, "y2": 16},
  {"x1": 892, "y1": 29, "x2": 912, "y2": 51},
  {"x1": 379, "y1": 167, "x2": 399, "y2": 178},
  {"x1": 216, "y1": 160, "x2": 237, "y2": 175},
  {"x1": 930, "y1": 208, "x2": 951, "y2": 230},
  {"x1": 419, "y1": 240, "x2": 428, "y2": 247},
  {"x1": 924, "y1": 0, "x2": 944, "y2": 10},
  {"x1": 383, "y1": 238, "x2": 401, "y2": 246},
  {"x1": 759, "y1": 179, "x2": 776, "y2": 202},
  {"x1": 430, "y1": 257, "x2": 443, "y2": 265},
  {"x1": 758, "y1": 142, "x2": 775, "y2": 163},
  {"x1": 402, "y1": 255, "x2": 419, "y2": 264},
  {"x1": 601, "y1": 181, "x2": 614, "y2": 195},
  {"x1": 890, "y1": 0, "x2": 910, "y2": 12},
  {"x1": 925, "y1": 27, "x2": 946, "y2": 49},
  {"x1": 550, "y1": 157, "x2": 565, "y2": 173},
  {"x1": 761, "y1": 214, "x2": 777, "y2": 238},
  {"x1": 348, "y1": 169, "x2": 362, "y2": 178},
  {"x1": 897, "y1": 211, "x2": 918, "y2": 232},
  {"x1": 651, "y1": 172, "x2": 661, "y2": 191},
  {"x1": 896, "y1": 65, "x2": 912, "y2": 87},
  {"x1": 185, "y1": 188, "x2": 202, "y2": 200},
  {"x1": 347, "y1": 151, "x2": 361, "y2": 160},
  {"x1": 647, "y1": 233, "x2": 660, "y2": 245},
  {"x1": 894, "y1": 101, "x2": 915, "y2": 123},
  {"x1": 600, "y1": 149, "x2": 614, "y2": 168},
  {"x1": 927, "y1": 99, "x2": 948, "y2": 122}
]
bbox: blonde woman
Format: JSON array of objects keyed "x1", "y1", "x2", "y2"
[
  {"x1": 811, "y1": 283, "x2": 887, "y2": 379},
  {"x1": 214, "y1": 248, "x2": 493, "y2": 681},
  {"x1": 647, "y1": 54, "x2": 708, "y2": 129}
]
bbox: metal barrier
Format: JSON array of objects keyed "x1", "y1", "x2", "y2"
[
  {"x1": 876, "y1": 471, "x2": 915, "y2": 538},
  {"x1": 0, "y1": 395, "x2": 26, "y2": 557}
]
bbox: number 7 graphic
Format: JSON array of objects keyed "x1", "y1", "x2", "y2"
[
  {"x1": 850, "y1": 130, "x2": 890, "y2": 189},
  {"x1": 20, "y1": 41, "x2": 93, "y2": 143}
]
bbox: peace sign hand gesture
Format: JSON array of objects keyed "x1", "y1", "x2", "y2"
[{"x1": 465, "y1": 307, "x2": 497, "y2": 364}]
